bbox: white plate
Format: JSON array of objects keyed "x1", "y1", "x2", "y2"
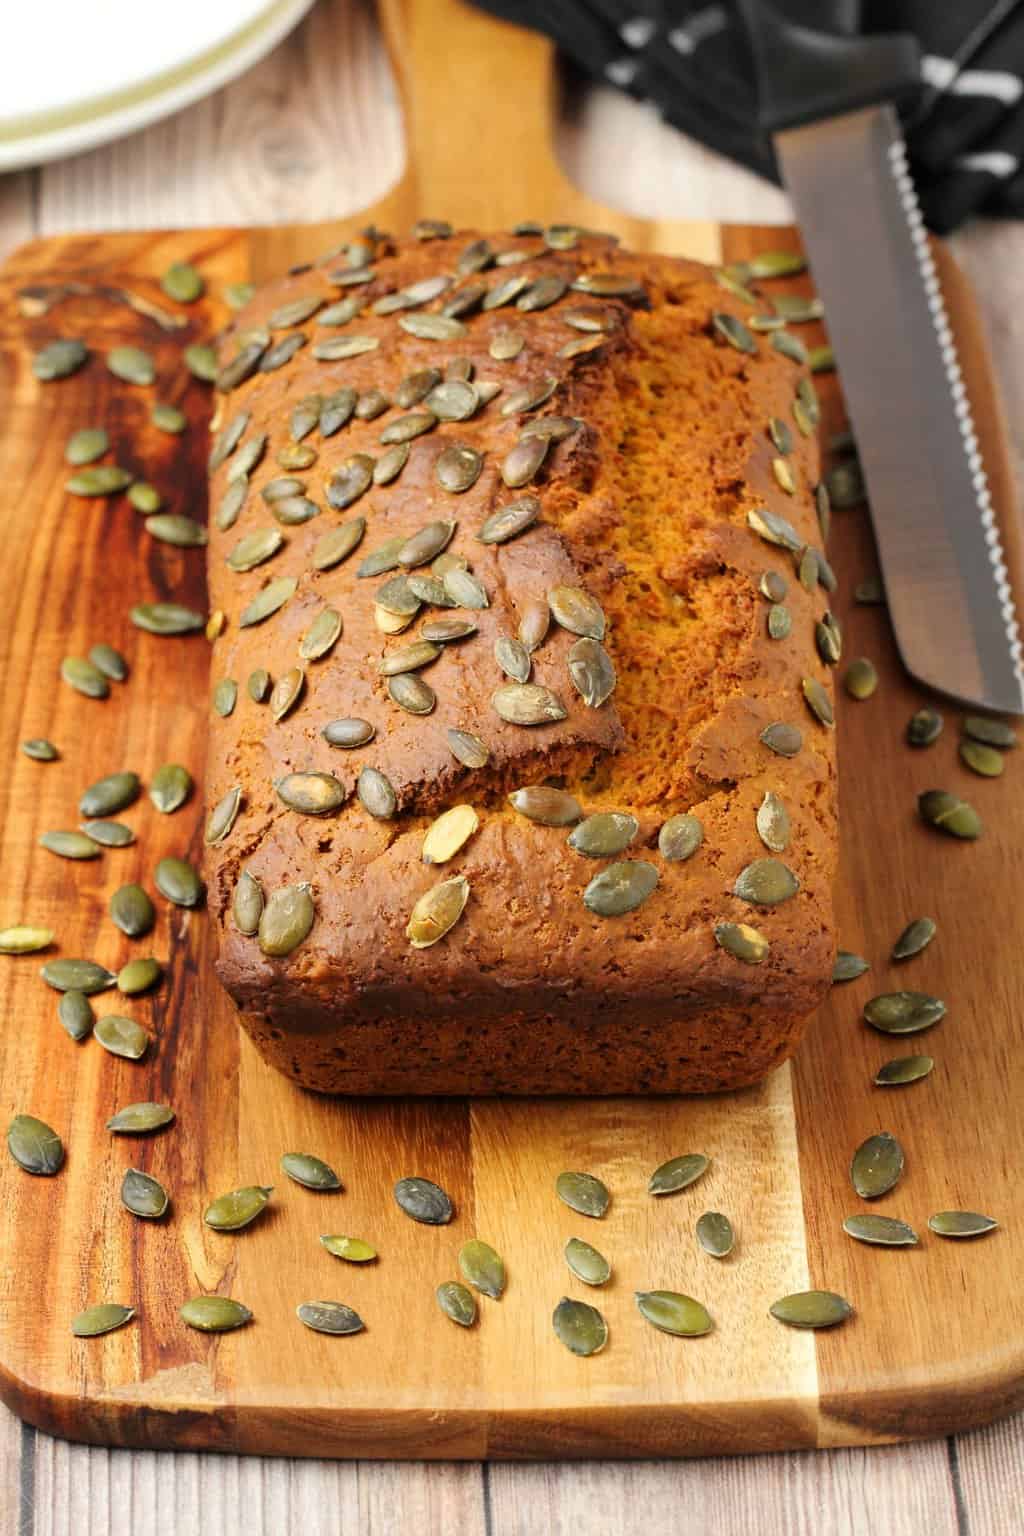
[{"x1": 0, "y1": 0, "x2": 315, "y2": 172}]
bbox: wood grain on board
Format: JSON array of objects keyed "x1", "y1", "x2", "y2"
[{"x1": 0, "y1": 0, "x2": 1021, "y2": 1466}]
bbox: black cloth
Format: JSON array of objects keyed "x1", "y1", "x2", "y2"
[{"x1": 470, "y1": 0, "x2": 1024, "y2": 231}]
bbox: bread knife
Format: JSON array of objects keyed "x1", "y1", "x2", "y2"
[{"x1": 738, "y1": 0, "x2": 1024, "y2": 715}]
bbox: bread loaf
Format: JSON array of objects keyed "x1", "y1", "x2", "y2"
[{"x1": 204, "y1": 224, "x2": 838, "y2": 1095}]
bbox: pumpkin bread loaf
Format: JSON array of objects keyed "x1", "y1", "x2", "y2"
[{"x1": 204, "y1": 223, "x2": 838, "y2": 1095}]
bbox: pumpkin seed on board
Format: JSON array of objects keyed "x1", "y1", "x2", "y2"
[
  {"x1": 963, "y1": 715, "x2": 1017, "y2": 748},
  {"x1": 65, "y1": 427, "x2": 109, "y2": 464},
  {"x1": 851, "y1": 1131, "x2": 904, "y2": 1199},
  {"x1": 770, "y1": 1291, "x2": 852, "y2": 1329},
  {"x1": 321, "y1": 1235, "x2": 377, "y2": 1262},
  {"x1": 152, "y1": 402, "x2": 187, "y2": 434},
  {"x1": 715, "y1": 921, "x2": 770, "y2": 964},
  {"x1": 41, "y1": 958, "x2": 115, "y2": 994},
  {"x1": 422, "y1": 805, "x2": 479, "y2": 864},
  {"x1": 106, "y1": 1102, "x2": 175, "y2": 1134},
  {"x1": 556, "y1": 1171, "x2": 609, "y2": 1218},
  {"x1": 844, "y1": 658, "x2": 878, "y2": 700},
  {"x1": 553, "y1": 1297, "x2": 607, "y2": 1356},
  {"x1": 281, "y1": 1153, "x2": 342, "y2": 1191},
  {"x1": 34, "y1": 338, "x2": 89, "y2": 380},
  {"x1": 154, "y1": 856, "x2": 203, "y2": 907},
  {"x1": 86, "y1": 642, "x2": 127, "y2": 680},
  {"x1": 21, "y1": 738, "x2": 59, "y2": 762},
  {"x1": 568, "y1": 812, "x2": 639, "y2": 859},
  {"x1": 149, "y1": 763, "x2": 192, "y2": 813},
  {"x1": 448, "y1": 728, "x2": 490, "y2": 768},
  {"x1": 907, "y1": 708, "x2": 944, "y2": 747},
  {"x1": 584, "y1": 861, "x2": 658, "y2": 918},
  {"x1": 326, "y1": 455, "x2": 375, "y2": 510},
  {"x1": 760, "y1": 721, "x2": 803, "y2": 757},
  {"x1": 107, "y1": 346, "x2": 155, "y2": 386},
  {"x1": 635, "y1": 1291, "x2": 713, "y2": 1337},
  {"x1": 72, "y1": 1304, "x2": 135, "y2": 1338},
  {"x1": 205, "y1": 785, "x2": 243, "y2": 844},
  {"x1": 394, "y1": 1176, "x2": 454, "y2": 1224},
  {"x1": 649, "y1": 1154, "x2": 709, "y2": 1197},
  {"x1": 224, "y1": 281, "x2": 256, "y2": 309},
  {"x1": 509, "y1": 786, "x2": 582, "y2": 826},
  {"x1": 61, "y1": 657, "x2": 109, "y2": 700},
  {"x1": 864, "y1": 991, "x2": 946, "y2": 1034},
  {"x1": 827, "y1": 458, "x2": 865, "y2": 508},
  {"x1": 118, "y1": 957, "x2": 162, "y2": 993},
  {"x1": 696, "y1": 1212, "x2": 735, "y2": 1258},
  {"x1": 843, "y1": 1214, "x2": 918, "y2": 1247},
  {"x1": 40, "y1": 829, "x2": 100, "y2": 861},
  {"x1": 833, "y1": 951, "x2": 870, "y2": 982},
  {"x1": 110, "y1": 884, "x2": 155, "y2": 938},
  {"x1": 232, "y1": 870, "x2": 264, "y2": 935},
  {"x1": 8, "y1": 1114, "x2": 64, "y2": 1174},
  {"x1": 323, "y1": 718, "x2": 375, "y2": 749},
  {"x1": 180, "y1": 1296, "x2": 252, "y2": 1332},
  {"x1": 146, "y1": 513, "x2": 207, "y2": 547},
  {"x1": 130, "y1": 602, "x2": 205, "y2": 636},
  {"x1": 892, "y1": 917, "x2": 936, "y2": 961},
  {"x1": 297, "y1": 1301, "x2": 364, "y2": 1336},
  {"x1": 928, "y1": 1211, "x2": 999, "y2": 1239},
  {"x1": 733, "y1": 858, "x2": 799, "y2": 905},
  {"x1": 160, "y1": 260, "x2": 204, "y2": 302},
  {"x1": 437, "y1": 1282, "x2": 477, "y2": 1327},
  {"x1": 960, "y1": 739, "x2": 1004, "y2": 777},
  {"x1": 918, "y1": 789, "x2": 982, "y2": 839},
  {"x1": 204, "y1": 1185, "x2": 273, "y2": 1232},
  {"x1": 459, "y1": 1239, "x2": 506, "y2": 1298},
  {"x1": 184, "y1": 342, "x2": 218, "y2": 381},
  {"x1": 80, "y1": 771, "x2": 141, "y2": 819},
  {"x1": 358, "y1": 766, "x2": 398, "y2": 819},
  {"x1": 121, "y1": 1168, "x2": 169, "y2": 1219},
  {"x1": 0, "y1": 926, "x2": 54, "y2": 953},
  {"x1": 95, "y1": 1014, "x2": 152, "y2": 1060},
  {"x1": 319, "y1": 386, "x2": 359, "y2": 434},
  {"x1": 259, "y1": 884, "x2": 315, "y2": 957},
  {"x1": 874, "y1": 1055, "x2": 934, "y2": 1087},
  {"x1": 564, "y1": 1236, "x2": 611, "y2": 1286}
]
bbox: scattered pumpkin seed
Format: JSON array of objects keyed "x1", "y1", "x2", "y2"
[
  {"x1": 960, "y1": 739, "x2": 1004, "y2": 777},
  {"x1": 815, "y1": 614, "x2": 842, "y2": 668},
  {"x1": 394, "y1": 1176, "x2": 453, "y2": 1224},
  {"x1": 122, "y1": 1168, "x2": 169, "y2": 1219},
  {"x1": 8, "y1": 1114, "x2": 64, "y2": 1175},
  {"x1": 564, "y1": 1237, "x2": 610, "y2": 1286},
  {"x1": 844, "y1": 658, "x2": 878, "y2": 700},
  {"x1": 205, "y1": 785, "x2": 242, "y2": 844},
  {"x1": 963, "y1": 715, "x2": 1016, "y2": 749},
  {"x1": 358, "y1": 766, "x2": 398, "y2": 819},
  {"x1": 447, "y1": 728, "x2": 490, "y2": 769},
  {"x1": 40, "y1": 829, "x2": 101, "y2": 860},
  {"x1": 772, "y1": 456, "x2": 796, "y2": 494},
  {"x1": 843, "y1": 1214, "x2": 918, "y2": 1247},
  {"x1": 770, "y1": 1291, "x2": 852, "y2": 1329},
  {"x1": 568, "y1": 812, "x2": 638, "y2": 858},
  {"x1": 72, "y1": 1304, "x2": 135, "y2": 1338},
  {"x1": 61, "y1": 657, "x2": 109, "y2": 699},
  {"x1": 494, "y1": 635, "x2": 531, "y2": 682},
  {"x1": 733, "y1": 857, "x2": 799, "y2": 905},
  {"x1": 422, "y1": 805, "x2": 479, "y2": 864},
  {"x1": 160, "y1": 260, "x2": 204, "y2": 302},
  {"x1": 553, "y1": 1297, "x2": 607, "y2": 1356},
  {"x1": 508, "y1": 786, "x2": 581, "y2": 827},
  {"x1": 299, "y1": 608, "x2": 343, "y2": 661},
  {"x1": 772, "y1": 329, "x2": 808, "y2": 365},
  {"x1": 379, "y1": 640, "x2": 441, "y2": 677},
  {"x1": 66, "y1": 465, "x2": 133, "y2": 498},
  {"x1": 34, "y1": 338, "x2": 89, "y2": 380},
  {"x1": 406, "y1": 875, "x2": 469, "y2": 949},
  {"x1": 851, "y1": 1132, "x2": 905, "y2": 1198},
  {"x1": 833, "y1": 951, "x2": 870, "y2": 982},
  {"x1": 556, "y1": 1171, "x2": 609, "y2": 1218},
  {"x1": 827, "y1": 458, "x2": 865, "y2": 508},
  {"x1": 259, "y1": 884, "x2": 315, "y2": 957},
  {"x1": 501, "y1": 434, "x2": 548, "y2": 487},
  {"x1": 459, "y1": 1239, "x2": 505, "y2": 1298},
  {"x1": 297, "y1": 1301, "x2": 364, "y2": 1336},
  {"x1": 864, "y1": 991, "x2": 946, "y2": 1034},
  {"x1": 204, "y1": 1185, "x2": 273, "y2": 1232},
  {"x1": 65, "y1": 427, "x2": 109, "y2": 465},
  {"x1": 891, "y1": 917, "x2": 936, "y2": 961},
  {"x1": 636, "y1": 1290, "x2": 713, "y2": 1337},
  {"x1": 760, "y1": 721, "x2": 803, "y2": 757},
  {"x1": 323, "y1": 718, "x2": 375, "y2": 749},
  {"x1": 321, "y1": 1235, "x2": 377, "y2": 1262},
  {"x1": 355, "y1": 388, "x2": 390, "y2": 420},
  {"x1": 568, "y1": 637, "x2": 616, "y2": 707},
  {"x1": 281, "y1": 1153, "x2": 342, "y2": 1191},
  {"x1": 95, "y1": 1015, "x2": 151, "y2": 1060},
  {"x1": 747, "y1": 506, "x2": 802, "y2": 551},
  {"x1": 130, "y1": 602, "x2": 205, "y2": 635},
  {"x1": 874, "y1": 1055, "x2": 934, "y2": 1087},
  {"x1": 548, "y1": 586, "x2": 605, "y2": 641},
  {"x1": 212, "y1": 679, "x2": 238, "y2": 718},
  {"x1": 759, "y1": 571, "x2": 788, "y2": 603},
  {"x1": 767, "y1": 605, "x2": 792, "y2": 639},
  {"x1": 106, "y1": 1103, "x2": 175, "y2": 1134},
  {"x1": 714, "y1": 921, "x2": 770, "y2": 963},
  {"x1": 154, "y1": 856, "x2": 203, "y2": 907},
  {"x1": 260, "y1": 333, "x2": 308, "y2": 372},
  {"x1": 180, "y1": 1296, "x2": 252, "y2": 1332},
  {"x1": 492, "y1": 682, "x2": 566, "y2": 725},
  {"x1": 928, "y1": 1211, "x2": 999, "y2": 1239},
  {"x1": 232, "y1": 870, "x2": 264, "y2": 935},
  {"x1": 107, "y1": 346, "x2": 155, "y2": 386},
  {"x1": 437, "y1": 1282, "x2": 477, "y2": 1327},
  {"x1": 374, "y1": 443, "x2": 410, "y2": 486},
  {"x1": 41, "y1": 958, "x2": 115, "y2": 994},
  {"x1": 0, "y1": 925, "x2": 54, "y2": 953},
  {"x1": 907, "y1": 708, "x2": 943, "y2": 747},
  {"x1": 146, "y1": 512, "x2": 207, "y2": 547},
  {"x1": 696, "y1": 1212, "x2": 735, "y2": 1258},
  {"x1": 149, "y1": 763, "x2": 192, "y2": 813},
  {"x1": 313, "y1": 517, "x2": 366, "y2": 571},
  {"x1": 918, "y1": 789, "x2": 982, "y2": 838},
  {"x1": 185, "y1": 342, "x2": 219, "y2": 380},
  {"x1": 21, "y1": 738, "x2": 59, "y2": 761},
  {"x1": 275, "y1": 772, "x2": 344, "y2": 817},
  {"x1": 436, "y1": 443, "x2": 484, "y2": 494},
  {"x1": 584, "y1": 860, "x2": 658, "y2": 917},
  {"x1": 802, "y1": 676, "x2": 834, "y2": 728},
  {"x1": 712, "y1": 312, "x2": 756, "y2": 353},
  {"x1": 152, "y1": 402, "x2": 187, "y2": 434},
  {"x1": 110, "y1": 884, "x2": 155, "y2": 939},
  {"x1": 79, "y1": 771, "x2": 141, "y2": 819},
  {"x1": 325, "y1": 455, "x2": 375, "y2": 510},
  {"x1": 649, "y1": 1154, "x2": 709, "y2": 1197},
  {"x1": 216, "y1": 478, "x2": 247, "y2": 531},
  {"x1": 656, "y1": 813, "x2": 702, "y2": 862}
]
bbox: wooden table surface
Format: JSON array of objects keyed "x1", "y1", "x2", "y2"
[{"x1": 1, "y1": 1, "x2": 1022, "y2": 1530}]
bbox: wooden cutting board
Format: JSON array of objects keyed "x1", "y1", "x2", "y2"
[{"x1": 0, "y1": 0, "x2": 1021, "y2": 1460}]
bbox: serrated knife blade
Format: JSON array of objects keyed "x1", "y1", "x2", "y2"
[{"x1": 775, "y1": 103, "x2": 1024, "y2": 715}]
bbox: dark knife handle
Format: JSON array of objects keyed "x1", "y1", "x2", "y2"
[{"x1": 735, "y1": 0, "x2": 921, "y2": 132}]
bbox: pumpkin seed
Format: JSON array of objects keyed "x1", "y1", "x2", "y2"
[
  {"x1": 771, "y1": 329, "x2": 808, "y2": 365},
  {"x1": 802, "y1": 676, "x2": 834, "y2": 728},
  {"x1": 759, "y1": 570, "x2": 788, "y2": 603},
  {"x1": 297, "y1": 1301, "x2": 364, "y2": 1336},
  {"x1": 106, "y1": 1102, "x2": 175, "y2": 1134},
  {"x1": 907, "y1": 708, "x2": 943, "y2": 747},
  {"x1": 501, "y1": 377, "x2": 558, "y2": 416},
  {"x1": 84, "y1": 645, "x2": 128, "y2": 685},
  {"x1": 733, "y1": 857, "x2": 799, "y2": 905},
  {"x1": 259, "y1": 884, "x2": 315, "y2": 957},
  {"x1": 40, "y1": 829, "x2": 101, "y2": 860},
  {"x1": 41, "y1": 958, "x2": 115, "y2": 994},
  {"x1": 380, "y1": 411, "x2": 436, "y2": 447},
  {"x1": 635, "y1": 1290, "x2": 713, "y2": 1337},
  {"x1": 493, "y1": 635, "x2": 530, "y2": 684},
  {"x1": 79, "y1": 771, "x2": 141, "y2": 819},
  {"x1": 281, "y1": 1153, "x2": 342, "y2": 1191},
  {"x1": 443, "y1": 284, "x2": 487, "y2": 320},
  {"x1": 82, "y1": 818, "x2": 136, "y2": 845},
  {"x1": 34, "y1": 338, "x2": 89, "y2": 380},
  {"x1": 501, "y1": 434, "x2": 548, "y2": 488},
  {"x1": 21, "y1": 738, "x2": 59, "y2": 761},
  {"x1": 492, "y1": 682, "x2": 567, "y2": 726},
  {"x1": 0, "y1": 925, "x2": 54, "y2": 954},
  {"x1": 409, "y1": 574, "x2": 455, "y2": 608},
  {"x1": 960, "y1": 739, "x2": 1004, "y2": 777},
  {"x1": 154, "y1": 856, "x2": 203, "y2": 907},
  {"x1": 399, "y1": 313, "x2": 467, "y2": 341},
  {"x1": 8, "y1": 1114, "x2": 64, "y2": 1174},
  {"x1": 827, "y1": 458, "x2": 865, "y2": 508},
  {"x1": 398, "y1": 521, "x2": 457, "y2": 570},
  {"x1": 146, "y1": 512, "x2": 207, "y2": 548},
  {"x1": 874, "y1": 1055, "x2": 934, "y2": 1087},
  {"x1": 319, "y1": 386, "x2": 358, "y2": 435},
  {"x1": 210, "y1": 411, "x2": 251, "y2": 471},
  {"x1": 843, "y1": 1214, "x2": 918, "y2": 1247},
  {"x1": 375, "y1": 573, "x2": 421, "y2": 617},
  {"x1": 548, "y1": 586, "x2": 605, "y2": 641},
  {"x1": 180, "y1": 1296, "x2": 252, "y2": 1332},
  {"x1": 770, "y1": 1291, "x2": 852, "y2": 1329},
  {"x1": 851, "y1": 1132, "x2": 905, "y2": 1198},
  {"x1": 276, "y1": 772, "x2": 345, "y2": 816},
  {"x1": 396, "y1": 367, "x2": 442, "y2": 408},
  {"x1": 841, "y1": 657, "x2": 877, "y2": 701},
  {"x1": 394, "y1": 1176, "x2": 454, "y2": 1224},
  {"x1": 432, "y1": 550, "x2": 469, "y2": 579},
  {"x1": 262, "y1": 476, "x2": 305, "y2": 504},
  {"x1": 928, "y1": 1211, "x2": 999, "y2": 1239},
  {"x1": 918, "y1": 789, "x2": 982, "y2": 839},
  {"x1": 437, "y1": 1281, "x2": 477, "y2": 1327},
  {"x1": 149, "y1": 763, "x2": 192, "y2": 813},
  {"x1": 562, "y1": 305, "x2": 617, "y2": 333},
  {"x1": 555, "y1": 1170, "x2": 609, "y2": 1218},
  {"x1": 566, "y1": 637, "x2": 615, "y2": 707},
  {"x1": 833, "y1": 950, "x2": 869, "y2": 982},
  {"x1": 891, "y1": 917, "x2": 936, "y2": 962},
  {"x1": 747, "y1": 506, "x2": 802, "y2": 550},
  {"x1": 422, "y1": 805, "x2": 479, "y2": 864},
  {"x1": 482, "y1": 275, "x2": 530, "y2": 311},
  {"x1": 239, "y1": 577, "x2": 297, "y2": 628},
  {"x1": 552, "y1": 1297, "x2": 607, "y2": 1356},
  {"x1": 259, "y1": 332, "x2": 308, "y2": 372},
  {"x1": 161, "y1": 260, "x2": 203, "y2": 302},
  {"x1": 72, "y1": 1304, "x2": 135, "y2": 1338},
  {"x1": 809, "y1": 343, "x2": 835, "y2": 373},
  {"x1": 584, "y1": 860, "x2": 658, "y2": 917},
  {"x1": 204, "y1": 1185, "x2": 273, "y2": 1231},
  {"x1": 563, "y1": 1236, "x2": 611, "y2": 1286},
  {"x1": 368, "y1": 445, "x2": 407, "y2": 489},
  {"x1": 508, "y1": 786, "x2": 580, "y2": 827},
  {"x1": 65, "y1": 427, "x2": 108, "y2": 465},
  {"x1": 184, "y1": 342, "x2": 219, "y2": 381},
  {"x1": 152, "y1": 402, "x2": 187, "y2": 434},
  {"x1": 269, "y1": 294, "x2": 323, "y2": 330},
  {"x1": 864, "y1": 991, "x2": 946, "y2": 1034},
  {"x1": 712, "y1": 312, "x2": 756, "y2": 353},
  {"x1": 748, "y1": 249, "x2": 806, "y2": 279},
  {"x1": 122, "y1": 1168, "x2": 169, "y2": 1219},
  {"x1": 358, "y1": 766, "x2": 398, "y2": 819},
  {"x1": 205, "y1": 785, "x2": 242, "y2": 844},
  {"x1": 61, "y1": 657, "x2": 109, "y2": 699},
  {"x1": 714, "y1": 921, "x2": 770, "y2": 963},
  {"x1": 118, "y1": 958, "x2": 162, "y2": 996},
  {"x1": 274, "y1": 447, "x2": 318, "y2": 476},
  {"x1": 696, "y1": 1212, "x2": 735, "y2": 1258},
  {"x1": 215, "y1": 478, "x2": 247, "y2": 531},
  {"x1": 653, "y1": 813, "x2": 701, "y2": 862},
  {"x1": 355, "y1": 388, "x2": 390, "y2": 420},
  {"x1": 110, "y1": 883, "x2": 155, "y2": 939},
  {"x1": 106, "y1": 345, "x2": 155, "y2": 386},
  {"x1": 649, "y1": 1154, "x2": 709, "y2": 1197},
  {"x1": 212, "y1": 678, "x2": 238, "y2": 718},
  {"x1": 325, "y1": 455, "x2": 374, "y2": 509},
  {"x1": 767, "y1": 605, "x2": 792, "y2": 640},
  {"x1": 231, "y1": 870, "x2": 264, "y2": 935},
  {"x1": 323, "y1": 717, "x2": 375, "y2": 749},
  {"x1": 459, "y1": 1239, "x2": 505, "y2": 1298},
  {"x1": 321, "y1": 1235, "x2": 377, "y2": 1262},
  {"x1": 489, "y1": 327, "x2": 525, "y2": 361},
  {"x1": 313, "y1": 518, "x2": 366, "y2": 571},
  {"x1": 299, "y1": 608, "x2": 343, "y2": 662},
  {"x1": 448, "y1": 728, "x2": 490, "y2": 768},
  {"x1": 963, "y1": 715, "x2": 1017, "y2": 748},
  {"x1": 66, "y1": 465, "x2": 132, "y2": 498},
  {"x1": 568, "y1": 812, "x2": 638, "y2": 858},
  {"x1": 95, "y1": 1015, "x2": 151, "y2": 1060},
  {"x1": 760, "y1": 721, "x2": 803, "y2": 757},
  {"x1": 772, "y1": 456, "x2": 796, "y2": 495},
  {"x1": 130, "y1": 602, "x2": 205, "y2": 635},
  {"x1": 436, "y1": 443, "x2": 484, "y2": 493},
  {"x1": 425, "y1": 380, "x2": 480, "y2": 422},
  {"x1": 407, "y1": 875, "x2": 469, "y2": 948}
]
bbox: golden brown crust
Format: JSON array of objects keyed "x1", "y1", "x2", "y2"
[{"x1": 204, "y1": 226, "x2": 838, "y2": 1095}]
